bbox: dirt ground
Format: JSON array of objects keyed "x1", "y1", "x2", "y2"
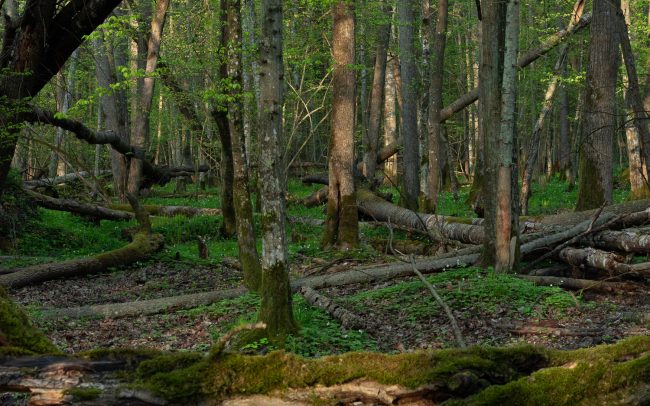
[{"x1": 8, "y1": 257, "x2": 650, "y2": 354}]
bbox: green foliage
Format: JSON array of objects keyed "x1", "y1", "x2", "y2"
[
  {"x1": 65, "y1": 387, "x2": 102, "y2": 401},
  {"x1": 0, "y1": 170, "x2": 39, "y2": 248}
]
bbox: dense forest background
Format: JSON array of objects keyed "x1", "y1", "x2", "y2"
[{"x1": 1, "y1": 0, "x2": 650, "y2": 404}]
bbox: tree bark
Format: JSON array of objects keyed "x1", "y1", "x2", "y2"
[
  {"x1": 424, "y1": 0, "x2": 449, "y2": 213},
  {"x1": 25, "y1": 190, "x2": 134, "y2": 221},
  {"x1": 257, "y1": 0, "x2": 298, "y2": 342},
  {"x1": 127, "y1": 0, "x2": 170, "y2": 195},
  {"x1": 397, "y1": 0, "x2": 420, "y2": 210},
  {"x1": 362, "y1": 4, "x2": 392, "y2": 182},
  {"x1": 383, "y1": 55, "x2": 399, "y2": 185},
  {"x1": 575, "y1": 0, "x2": 620, "y2": 210},
  {"x1": 225, "y1": 0, "x2": 262, "y2": 291},
  {"x1": 323, "y1": 0, "x2": 359, "y2": 249}
]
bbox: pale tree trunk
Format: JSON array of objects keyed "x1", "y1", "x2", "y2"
[
  {"x1": 397, "y1": 0, "x2": 419, "y2": 210},
  {"x1": 362, "y1": 3, "x2": 391, "y2": 181},
  {"x1": 257, "y1": 0, "x2": 298, "y2": 343},
  {"x1": 493, "y1": 0, "x2": 520, "y2": 272},
  {"x1": 558, "y1": 62, "x2": 572, "y2": 182},
  {"x1": 93, "y1": 30, "x2": 129, "y2": 201},
  {"x1": 479, "y1": 0, "x2": 506, "y2": 265},
  {"x1": 226, "y1": 0, "x2": 262, "y2": 291},
  {"x1": 619, "y1": 0, "x2": 650, "y2": 199},
  {"x1": 424, "y1": 0, "x2": 449, "y2": 213},
  {"x1": 383, "y1": 55, "x2": 398, "y2": 186},
  {"x1": 575, "y1": 0, "x2": 619, "y2": 210},
  {"x1": 323, "y1": 0, "x2": 359, "y2": 249},
  {"x1": 49, "y1": 51, "x2": 77, "y2": 178},
  {"x1": 128, "y1": 0, "x2": 170, "y2": 195},
  {"x1": 242, "y1": 0, "x2": 257, "y2": 169}
]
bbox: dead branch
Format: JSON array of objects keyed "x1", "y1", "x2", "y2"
[
  {"x1": 299, "y1": 286, "x2": 368, "y2": 330},
  {"x1": 518, "y1": 275, "x2": 641, "y2": 293}
]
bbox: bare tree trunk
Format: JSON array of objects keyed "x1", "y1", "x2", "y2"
[
  {"x1": 49, "y1": 51, "x2": 77, "y2": 178},
  {"x1": 257, "y1": 0, "x2": 298, "y2": 343},
  {"x1": 575, "y1": 0, "x2": 619, "y2": 211},
  {"x1": 362, "y1": 3, "x2": 391, "y2": 181},
  {"x1": 128, "y1": 0, "x2": 170, "y2": 195},
  {"x1": 397, "y1": 0, "x2": 420, "y2": 210},
  {"x1": 619, "y1": 1, "x2": 650, "y2": 199},
  {"x1": 383, "y1": 55, "x2": 398, "y2": 186},
  {"x1": 225, "y1": 0, "x2": 262, "y2": 291},
  {"x1": 323, "y1": 0, "x2": 359, "y2": 249},
  {"x1": 424, "y1": 0, "x2": 449, "y2": 213}
]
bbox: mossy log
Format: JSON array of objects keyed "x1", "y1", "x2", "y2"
[
  {"x1": 23, "y1": 170, "x2": 112, "y2": 188},
  {"x1": 0, "y1": 288, "x2": 59, "y2": 355},
  {"x1": 108, "y1": 203, "x2": 221, "y2": 217},
  {"x1": 1, "y1": 336, "x2": 648, "y2": 405},
  {"x1": 0, "y1": 231, "x2": 164, "y2": 289},
  {"x1": 24, "y1": 189, "x2": 134, "y2": 221}
]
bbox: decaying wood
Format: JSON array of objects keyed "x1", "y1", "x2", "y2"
[
  {"x1": 527, "y1": 265, "x2": 570, "y2": 277},
  {"x1": 108, "y1": 203, "x2": 221, "y2": 217},
  {"x1": 557, "y1": 246, "x2": 633, "y2": 275},
  {"x1": 198, "y1": 236, "x2": 209, "y2": 259},
  {"x1": 24, "y1": 189, "x2": 134, "y2": 221},
  {"x1": 303, "y1": 186, "x2": 329, "y2": 207},
  {"x1": 518, "y1": 275, "x2": 641, "y2": 293},
  {"x1": 299, "y1": 286, "x2": 368, "y2": 330},
  {"x1": 503, "y1": 324, "x2": 604, "y2": 337}
]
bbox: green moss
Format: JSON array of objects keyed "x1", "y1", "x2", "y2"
[
  {"x1": 66, "y1": 387, "x2": 102, "y2": 401},
  {"x1": 0, "y1": 288, "x2": 59, "y2": 354}
]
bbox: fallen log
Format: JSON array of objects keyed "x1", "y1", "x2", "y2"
[
  {"x1": 299, "y1": 286, "x2": 368, "y2": 330},
  {"x1": 518, "y1": 275, "x2": 641, "y2": 293},
  {"x1": 24, "y1": 170, "x2": 112, "y2": 188},
  {"x1": 39, "y1": 249, "x2": 481, "y2": 320},
  {"x1": 557, "y1": 247, "x2": 633, "y2": 275},
  {"x1": 24, "y1": 189, "x2": 134, "y2": 221},
  {"x1": 2, "y1": 335, "x2": 649, "y2": 405},
  {"x1": 0, "y1": 196, "x2": 164, "y2": 289},
  {"x1": 107, "y1": 203, "x2": 221, "y2": 217},
  {"x1": 303, "y1": 186, "x2": 329, "y2": 207},
  {"x1": 581, "y1": 229, "x2": 650, "y2": 254}
]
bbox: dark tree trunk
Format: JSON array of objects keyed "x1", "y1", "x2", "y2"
[
  {"x1": 575, "y1": 0, "x2": 620, "y2": 210},
  {"x1": 397, "y1": 0, "x2": 420, "y2": 210}
]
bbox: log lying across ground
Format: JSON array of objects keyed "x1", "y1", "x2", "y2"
[
  {"x1": 24, "y1": 190, "x2": 135, "y2": 221},
  {"x1": 0, "y1": 335, "x2": 648, "y2": 405},
  {"x1": 108, "y1": 203, "x2": 221, "y2": 217},
  {"x1": 24, "y1": 170, "x2": 112, "y2": 188}
]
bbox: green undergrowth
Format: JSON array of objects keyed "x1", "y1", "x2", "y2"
[
  {"x1": 181, "y1": 293, "x2": 377, "y2": 357},
  {"x1": 343, "y1": 267, "x2": 577, "y2": 325}
]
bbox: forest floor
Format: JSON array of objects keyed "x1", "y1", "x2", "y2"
[{"x1": 3, "y1": 175, "x2": 650, "y2": 358}]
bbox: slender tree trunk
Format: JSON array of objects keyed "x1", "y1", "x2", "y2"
[
  {"x1": 258, "y1": 0, "x2": 298, "y2": 343},
  {"x1": 128, "y1": 0, "x2": 170, "y2": 195},
  {"x1": 323, "y1": 0, "x2": 359, "y2": 249},
  {"x1": 226, "y1": 0, "x2": 262, "y2": 291},
  {"x1": 383, "y1": 55, "x2": 398, "y2": 186},
  {"x1": 618, "y1": 1, "x2": 650, "y2": 199},
  {"x1": 493, "y1": 0, "x2": 520, "y2": 272},
  {"x1": 362, "y1": 3, "x2": 391, "y2": 181},
  {"x1": 575, "y1": 0, "x2": 620, "y2": 210},
  {"x1": 397, "y1": 0, "x2": 420, "y2": 210},
  {"x1": 424, "y1": 0, "x2": 449, "y2": 213},
  {"x1": 49, "y1": 52, "x2": 77, "y2": 178}
]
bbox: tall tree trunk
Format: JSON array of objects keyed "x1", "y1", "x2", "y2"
[
  {"x1": 362, "y1": 4, "x2": 392, "y2": 181},
  {"x1": 618, "y1": 0, "x2": 650, "y2": 199},
  {"x1": 383, "y1": 54, "x2": 399, "y2": 186},
  {"x1": 257, "y1": 0, "x2": 298, "y2": 344},
  {"x1": 397, "y1": 0, "x2": 419, "y2": 210},
  {"x1": 575, "y1": 0, "x2": 619, "y2": 210},
  {"x1": 493, "y1": 0, "x2": 520, "y2": 272},
  {"x1": 214, "y1": 5, "x2": 237, "y2": 238},
  {"x1": 323, "y1": 0, "x2": 359, "y2": 249},
  {"x1": 226, "y1": 0, "x2": 262, "y2": 291},
  {"x1": 49, "y1": 51, "x2": 77, "y2": 178},
  {"x1": 128, "y1": 0, "x2": 170, "y2": 195},
  {"x1": 424, "y1": 0, "x2": 449, "y2": 213},
  {"x1": 479, "y1": 0, "x2": 507, "y2": 265}
]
